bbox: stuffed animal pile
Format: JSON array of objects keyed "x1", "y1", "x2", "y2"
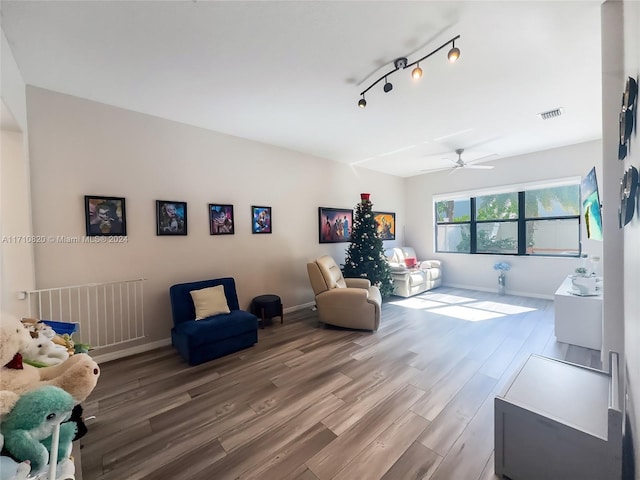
[
  {"x1": 0, "y1": 313, "x2": 100, "y2": 479},
  {"x1": 19, "y1": 321, "x2": 69, "y2": 367}
]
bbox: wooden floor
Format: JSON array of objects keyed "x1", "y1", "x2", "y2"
[{"x1": 80, "y1": 287, "x2": 602, "y2": 480}]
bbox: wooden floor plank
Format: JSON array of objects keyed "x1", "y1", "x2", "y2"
[
  {"x1": 323, "y1": 363, "x2": 421, "y2": 435},
  {"x1": 410, "y1": 357, "x2": 482, "y2": 421},
  {"x1": 380, "y1": 441, "x2": 442, "y2": 480},
  {"x1": 428, "y1": 395, "x2": 495, "y2": 480},
  {"x1": 192, "y1": 394, "x2": 345, "y2": 480},
  {"x1": 238, "y1": 422, "x2": 336, "y2": 480},
  {"x1": 417, "y1": 373, "x2": 496, "y2": 456},
  {"x1": 332, "y1": 410, "x2": 429, "y2": 480},
  {"x1": 307, "y1": 384, "x2": 425, "y2": 479}
]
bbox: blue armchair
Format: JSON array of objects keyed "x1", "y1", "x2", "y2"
[{"x1": 169, "y1": 277, "x2": 258, "y2": 366}]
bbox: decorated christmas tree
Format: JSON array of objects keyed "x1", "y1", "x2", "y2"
[{"x1": 343, "y1": 194, "x2": 394, "y2": 297}]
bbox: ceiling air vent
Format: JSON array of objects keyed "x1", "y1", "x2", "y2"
[{"x1": 538, "y1": 108, "x2": 564, "y2": 120}]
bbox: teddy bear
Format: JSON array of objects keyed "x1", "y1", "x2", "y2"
[
  {"x1": 0, "y1": 313, "x2": 100, "y2": 404},
  {"x1": 1, "y1": 385, "x2": 76, "y2": 474}
]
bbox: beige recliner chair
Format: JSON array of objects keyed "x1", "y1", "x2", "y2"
[{"x1": 307, "y1": 255, "x2": 382, "y2": 331}]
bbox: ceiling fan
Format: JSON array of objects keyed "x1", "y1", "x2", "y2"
[{"x1": 448, "y1": 148, "x2": 495, "y2": 173}]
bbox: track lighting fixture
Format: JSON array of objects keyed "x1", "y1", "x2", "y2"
[
  {"x1": 447, "y1": 40, "x2": 460, "y2": 62},
  {"x1": 357, "y1": 34, "x2": 460, "y2": 108},
  {"x1": 412, "y1": 64, "x2": 423, "y2": 80}
]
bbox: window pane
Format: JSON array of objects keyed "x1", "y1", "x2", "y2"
[
  {"x1": 436, "y1": 224, "x2": 470, "y2": 252},
  {"x1": 475, "y1": 193, "x2": 518, "y2": 220},
  {"x1": 526, "y1": 219, "x2": 580, "y2": 255},
  {"x1": 435, "y1": 199, "x2": 470, "y2": 223},
  {"x1": 525, "y1": 185, "x2": 580, "y2": 218},
  {"x1": 476, "y1": 222, "x2": 518, "y2": 253}
]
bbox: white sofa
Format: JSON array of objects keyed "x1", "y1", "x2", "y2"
[{"x1": 385, "y1": 247, "x2": 442, "y2": 297}]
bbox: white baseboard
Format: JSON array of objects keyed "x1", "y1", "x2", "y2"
[
  {"x1": 91, "y1": 338, "x2": 171, "y2": 364},
  {"x1": 92, "y1": 301, "x2": 316, "y2": 363},
  {"x1": 444, "y1": 282, "x2": 554, "y2": 301},
  {"x1": 284, "y1": 301, "x2": 315, "y2": 313}
]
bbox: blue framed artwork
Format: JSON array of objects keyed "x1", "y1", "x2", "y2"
[{"x1": 252, "y1": 206, "x2": 271, "y2": 234}]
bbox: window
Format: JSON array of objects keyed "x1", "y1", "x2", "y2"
[
  {"x1": 475, "y1": 192, "x2": 519, "y2": 254},
  {"x1": 435, "y1": 199, "x2": 470, "y2": 253},
  {"x1": 435, "y1": 183, "x2": 580, "y2": 257},
  {"x1": 524, "y1": 185, "x2": 580, "y2": 255}
]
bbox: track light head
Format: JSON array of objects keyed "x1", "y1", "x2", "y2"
[
  {"x1": 412, "y1": 64, "x2": 423, "y2": 80},
  {"x1": 447, "y1": 45, "x2": 460, "y2": 62},
  {"x1": 383, "y1": 79, "x2": 393, "y2": 93},
  {"x1": 358, "y1": 97, "x2": 367, "y2": 108}
]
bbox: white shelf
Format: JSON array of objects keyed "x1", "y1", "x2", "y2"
[{"x1": 554, "y1": 275, "x2": 602, "y2": 350}]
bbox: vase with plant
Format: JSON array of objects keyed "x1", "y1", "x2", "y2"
[
  {"x1": 574, "y1": 267, "x2": 589, "y2": 277},
  {"x1": 494, "y1": 262, "x2": 511, "y2": 295}
]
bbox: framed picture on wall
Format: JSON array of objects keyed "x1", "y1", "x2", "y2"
[
  {"x1": 209, "y1": 204, "x2": 235, "y2": 235},
  {"x1": 85, "y1": 195, "x2": 127, "y2": 236},
  {"x1": 156, "y1": 200, "x2": 187, "y2": 235},
  {"x1": 251, "y1": 206, "x2": 272, "y2": 234},
  {"x1": 318, "y1": 207, "x2": 353, "y2": 243},
  {"x1": 372, "y1": 211, "x2": 396, "y2": 240}
]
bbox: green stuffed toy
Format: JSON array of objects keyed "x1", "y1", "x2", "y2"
[{"x1": 0, "y1": 385, "x2": 76, "y2": 474}]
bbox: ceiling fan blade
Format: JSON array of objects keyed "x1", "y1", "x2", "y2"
[
  {"x1": 464, "y1": 165, "x2": 494, "y2": 169},
  {"x1": 465, "y1": 153, "x2": 498, "y2": 165},
  {"x1": 465, "y1": 165, "x2": 494, "y2": 170},
  {"x1": 448, "y1": 167, "x2": 460, "y2": 175}
]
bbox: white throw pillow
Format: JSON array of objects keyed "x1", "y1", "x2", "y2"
[{"x1": 190, "y1": 285, "x2": 230, "y2": 320}]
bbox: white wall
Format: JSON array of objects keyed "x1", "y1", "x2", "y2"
[
  {"x1": 1, "y1": 28, "x2": 28, "y2": 131},
  {"x1": 25, "y1": 87, "x2": 404, "y2": 355},
  {"x1": 404, "y1": 141, "x2": 603, "y2": 298},
  {"x1": 1, "y1": 129, "x2": 34, "y2": 317},
  {"x1": 621, "y1": 1, "x2": 640, "y2": 476},
  {"x1": 601, "y1": 0, "x2": 626, "y2": 372},
  {"x1": 1, "y1": 24, "x2": 35, "y2": 317}
]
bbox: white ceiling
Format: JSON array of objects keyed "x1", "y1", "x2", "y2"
[{"x1": 0, "y1": 1, "x2": 604, "y2": 177}]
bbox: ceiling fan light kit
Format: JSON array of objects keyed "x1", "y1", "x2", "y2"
[{"x1": 357, "y1": 35, "x2": 460, "y2": 108}]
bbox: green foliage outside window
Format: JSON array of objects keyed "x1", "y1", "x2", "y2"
[
  {"x1": 476, "y1": 193, "x2": 518, "y2": 220},
  {"x1": 456, "y1": 227, "x2": 517, "y2": 253}
]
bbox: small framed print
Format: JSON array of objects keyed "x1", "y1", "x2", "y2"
[
  {"x1": 251, "y1": 206, "x2": 272, "y2": 234},
  {"x1": 85, "y1": 195, "x2": 127, "y2": 236},
  {"x1": 209, "y1": 204, "x2": 235, "y2": 235},
  {"x1": 372, "y1": 211, "x2": 396, "y2": 240},
  {"x1": 156, "y1": 200, "x2": 187, "y2": 236}
]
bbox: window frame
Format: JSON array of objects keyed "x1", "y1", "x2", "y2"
[{"x1": 435, "y1": 182, "x2": 582, "y2": 257}]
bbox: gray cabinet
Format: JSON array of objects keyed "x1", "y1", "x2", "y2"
[{"x1": 494, "y1": 354, "x2": 621, "y2": 480}]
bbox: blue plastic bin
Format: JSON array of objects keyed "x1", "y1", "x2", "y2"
[{"x1": 41, "y1": 320, "x2": 78, "y2": 336}]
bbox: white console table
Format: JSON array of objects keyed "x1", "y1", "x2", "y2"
[{"x1": 554, "y1": 275, "x2": 602, "y2": 350}]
